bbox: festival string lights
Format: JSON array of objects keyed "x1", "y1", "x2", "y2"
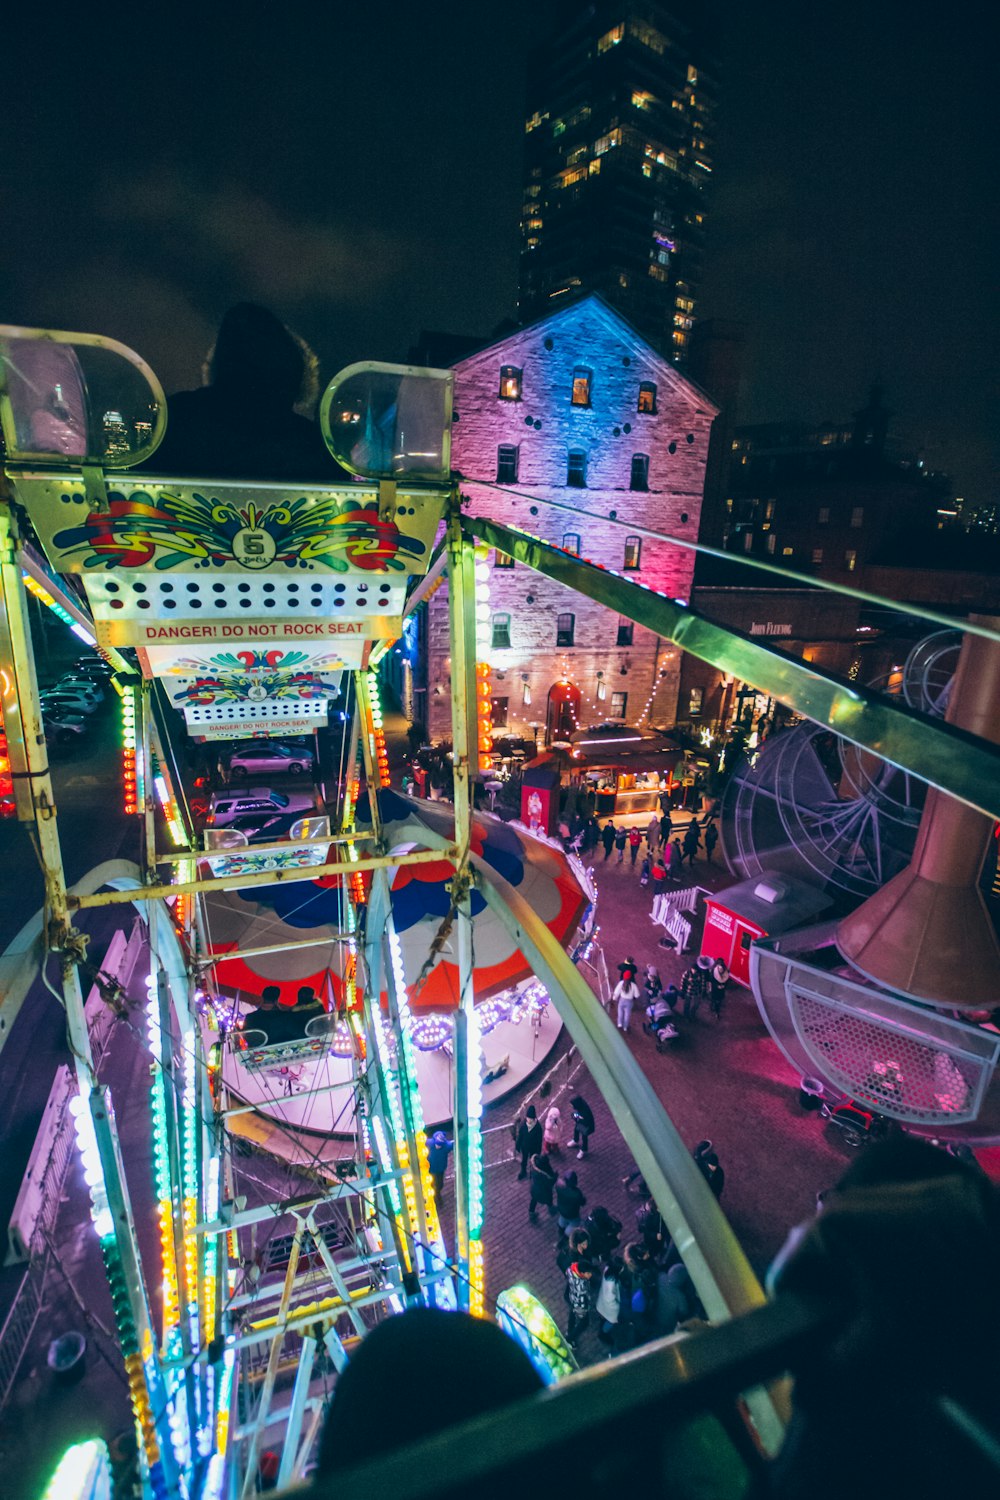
[
  {"x1": 366, "y1": 670, "x2": 391, "y2": 788},
  {"x1": 21, "y1": 569, "x2": 96, "y2": 645},
  {"x1": 474, "y1": 550, "x2": 495, "y2": 771},
  {"x1": 70, "y1": 1088, "x2": 168, "y2": 1496},
  {"x1": 121, "y1": 684, "x2": 140, "y2": 815}
]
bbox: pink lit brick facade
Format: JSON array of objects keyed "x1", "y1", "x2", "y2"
[{"x1": 426, "y1": 296, "x2": 717, "y2": 744}]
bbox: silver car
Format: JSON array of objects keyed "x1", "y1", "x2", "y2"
[
  {"x1": 207, "y1": 786, "x2": 316, "y2": 827},
  {"x1": 225, "y1": 742, "x2": 315, "y2": 779}
]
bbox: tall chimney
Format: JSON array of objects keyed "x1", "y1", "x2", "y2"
[{"x1": 836, "y1": 616, "x2": 1000, "y2": 1011}]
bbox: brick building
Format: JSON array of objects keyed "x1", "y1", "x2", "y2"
[{"x1": 424, "y1": 294, "x2": 716, "y2": 745}]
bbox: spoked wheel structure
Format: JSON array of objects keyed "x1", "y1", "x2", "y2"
[{"x1": 721, "y1": 634, "x2": 958, "y2": 899}]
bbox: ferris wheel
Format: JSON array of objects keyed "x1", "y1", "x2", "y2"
[{"x1": 719, "y1": 632, "x2": 960, "y2": 899}]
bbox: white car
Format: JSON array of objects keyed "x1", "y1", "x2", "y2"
[
  {"x1": 40, "y1": 689, "x2": 101, "y2": 716},
  {"x1": 225, "y1": 742, "x2": 315, "y2": 779},
  {"x1": 207, "y1": 786, "x2": 316, "y2": 828},
  {"x1": 58, "y1": 675, "x2": 104, "y2": 702}
]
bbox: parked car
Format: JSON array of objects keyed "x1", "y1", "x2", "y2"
[
  {"x1": 225, "y1": 741, "x2": 315, "y2": 779},
  {"x1": 72, "y1": 656, "x2": 113, "y2": 677},
  {"x1": 39, "y1": 689, "x2": 101, "y2": 716},
  {"x1": 224, "y1": 811, "x2": 306, "y2": 844},
  {"x1": 44, "y1": 710, "x2": 89, "y2": 746},
  {"x1": 207, "y1": 786, "x2": 316, "y2": 828},
  {"x1": 58, "y1": 674, "x2": 105, "y2": 702}
]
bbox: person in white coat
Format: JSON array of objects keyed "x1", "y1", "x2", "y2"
[
  {"x1": 542, "y1": 1103, "x2": 562, "y2": 1155},
  {"x1": 613, "y1": 974, "x2": 641, "y2": 1033}
]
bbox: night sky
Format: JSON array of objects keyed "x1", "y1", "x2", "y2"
[{"x1": 2, "y1": 2, "x2": 995, "y2": 502}]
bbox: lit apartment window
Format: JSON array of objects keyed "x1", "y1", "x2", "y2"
[
  {"x1": 623, "y1": 535, "x2": 642, "y2": 570},
  {"x1": 491, "y1": 612, "x2": 511, "y2": 649},
  {"x1": 496, "y1": 444, "x2": 519, "y2": 483},
  {"x1": 498, "y1": 366, "x2": 522, "y2": 400},
  {"x1": 571, "y1": 367, "x2": 592, "y2": 406},
  {"x1": 688, "y1": 687, "x2": 703, "y2": 717},
  {"x1": 845, "y1": 549, "x2": 857, "y2": 572},
  {"x1": 598, "y1": 24, "x2": 624, "y2": 52},
  {"x1": 851, "y1": 506, "x2": 864, "y2": 527},
  {"x1": 812, "y1": 547, "x2": 824, "y2": 564},
  {"x1": 556, "y1": 612, "x2": 575, "y2": 647},
  {"x1": 637, "y1": 382, "x2": 657, "y2": 413},
  {"x1": 818, "y1": 506, "x2": 830, "y2": 524},
  {"x1": 562, "y1": 532, "x2": 581, "y2": 554},
  {"x1": 782, "y1": 547, "x2": 794, "y2": 556},
  {"x1": 630, "y1": 454, "x2": 650, "y2": 491},
  {"x1": 611, "y1": 691, "x2": 628, "y2": 718},
  {"x1": 743, "y1": 532, "x2": 753, "y2": 552},
  {"x1": 616, "y1": 617, "x2": 634, "y2": 646},
  {"x1": 494, "y1": 550, "x2": 514, "y2": 569},
  {"x1": 767, "y1": 535, "x2": 776, "y2": 554},
  {"x1": 765, "y1": 499, "x2": 776, "y2": 521},
  {"x1": 567, "y1": 449, "x2": 587, "y2": 487}
]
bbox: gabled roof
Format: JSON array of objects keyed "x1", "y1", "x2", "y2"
[{"x1": 451, "y1": 293, "x2": 718, "y2": 418}]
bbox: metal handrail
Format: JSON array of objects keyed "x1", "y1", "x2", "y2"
[{"x1": 268, "y1": 1291, "x2": 840, "y2": 1499}]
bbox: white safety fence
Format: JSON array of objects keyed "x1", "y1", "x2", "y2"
[{"x1": 650, "y1": 886, "x2": 708, "y2": 955}]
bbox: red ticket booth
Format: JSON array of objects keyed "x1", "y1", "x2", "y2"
[
  {"x1": 700, "y1": 873, "x2": 832, "y2": 987},
  {"x1": 520, "y1": 761, "x2": 560, "y2": 837}
]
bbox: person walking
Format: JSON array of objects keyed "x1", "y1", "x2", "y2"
[
  {"x1": 680, "y1": 963, "x2": 706, "y2": 1020},
  {"x1": 527, "y1": 1151, "x2": 558, "y2": 1222},
  {"x1": 628, "y1": 825, "x2": 642, "y2": 867},
  {"x1": 426, "y1": 1130, "x2": 454, "y2": 1199},
  {"x1": 613, "y1": 971, "x2": 640, "y2": 1034},
  {"x1": 660, "y1": 810, "x2": 673, "y2": 847},
  {"x1": 515, "y1": 1105, "x2": 543, "y2": 1180},
  {"x1": 583, "y1": 1205, "x2": 622, "y2": 1262},
  {"x1": 682, "y1": 819, "x2": 701, "y2": 866},
  {"x1": 646, "y1": 813, "x2": 660, "y2": 855},
  {"x1": 651, "y1": 856, "x2": 668, "y2": 902},
  {"x1": 709, "y1": 957, "x2": 730, "y2": 1020},
  {"x1": 542, "y1": 1102, "x2": 562, "y2": 1155},
  {"x1": 693, "y1": 1140, "x2": 725, "y2": 1198},
  {"x1": 614, "y1": 825, "x2": 627, "y2": 864},
  {"x1": 667, "y1": 836, "x2": 685, "y2": 882},
  {"x1": 568, "y1": 1095, "x2": 595, "y2": 1158},
  {"x1": 703, "y1": 820, "x2": 719, "y2": 863},
  {"x1": 565, "y1": 1258, "x2": 594, "y2": 1348},
  {"x1": 601, "y1": 821, "x2": 615, "y2": 861},
  {"x1": 639, "y1": 852, "x2": 651, "y2": 887},
  {"x1": 595, "y1": 1256, "x2": 624, "y2": 1351},
  {"x1": 555, "y1": 1169, "x2": 587, "y2": 1237}
]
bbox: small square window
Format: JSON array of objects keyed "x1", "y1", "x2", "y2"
[
  {"x1": 637, "y1": 382, "x2": 657, "y2": 414},
  {"x1": 616, "y1": 617, "x2": 634, "y2": 646},
  {"x1": 490, "y1": 696, "x2": 509, "y2": 729},
  {"x1": 562, "y1": 532, "x2": 581, "y2": 554},
  {"x1": 496, "y1": 444, "x2": 519, "y2": 483},
  {"x1": 491, "y1": 612, "x2": 511, "y2": 649},
  {"x1": 571, "y1": 367, "x2": 591, "y2": 406},
  {"x1": 630, "y1": 453, "x2": 650, "y2": 491},
  {"x1": 494, "y1": 550, "x2": 515, "y2": 569},
  {"x1": 818, "y1": 506, "x2": 830, "y2": 524},
  {"x1": 499, "y1": 365, "x2": 522, "y2": 400},
  {"x1": 556, "y1": 612, "x2": 575, "y2": 647},
  {"x1": 623, "y1": 534, "x2": 641, "y2": 569},
  {"x1": 851, "y1": 506, "x2": 864, "y2": 527},
  {"x1": 567, "y1": 449, "x2": 587, "y2": 487},
  {"x1": 610, "y1": 690, "x2": 628, "y2": 718}
]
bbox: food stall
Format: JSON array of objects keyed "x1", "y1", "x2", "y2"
[
  {"x1": 699, "y1": 872, "x2": 832, "y2": 987},
  {"x1": 568, "y1": 723, "x2": 680, "y2": 817}
]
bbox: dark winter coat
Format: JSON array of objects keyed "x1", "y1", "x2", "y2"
[
  {"x1": 570, "y1": 1096, "x2": 595, "y2": 1134},
  {"x1": 528, "y1": 1154, "x2": 557, "y2": 1205},
  {"x1": 516, "y1": 1117, "x2": 543, "y2": 1157},
  {"x1": 555, "y1": 1176, "x2": 587, "y2": 1221},
  {"x1": 601, "y1": 825, "x2": 615, "y2": 853}
]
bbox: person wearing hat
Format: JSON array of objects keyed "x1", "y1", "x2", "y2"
[
  {"x1": 693, "y1": 1139, "x2": 725, "y2": 1198},
  {"x1": 426, "y1": 1129, "x2": 453, "y2": 1199}
]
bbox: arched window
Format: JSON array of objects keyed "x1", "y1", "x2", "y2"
[{"x1": 562, "y1": 532, "x2": 581, "y2": 554}]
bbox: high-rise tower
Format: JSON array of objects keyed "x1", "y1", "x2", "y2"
[{"x1": 519, "y1": 3, "x2": 718, "y2": 362}]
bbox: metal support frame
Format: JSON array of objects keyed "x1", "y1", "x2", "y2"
[
  {"x1": 464, "y1": 516, "x2": 1000, "y2": 822},
  {"x1": 445, "y1": 501, "x2": 480, "y2": 1311},
  {"x1": 68, "y1": 843, "x2": 460, "y2": 909}
]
